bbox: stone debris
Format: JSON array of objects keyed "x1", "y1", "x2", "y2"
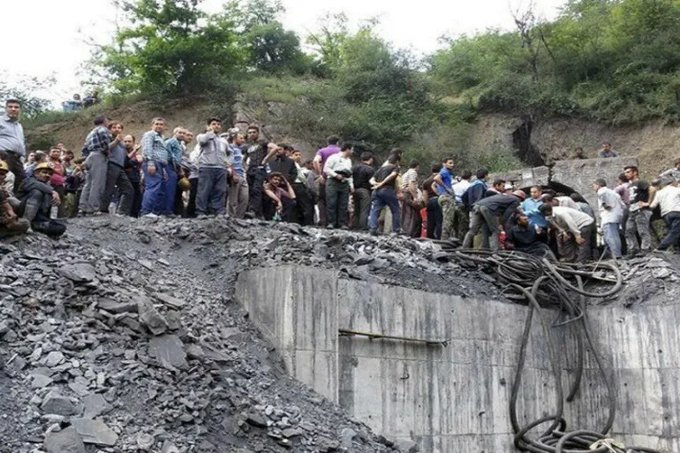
[
  {"x1": 41, "y1": 392, "x2": 79, "y2": 416},
  {"x1": 44, "y1": 426, "x2": 86, "y2": 453},
  {"x1": 5, "y1": 216, "x2": 674, "y2": 452},
  {"x1": 148, "y1": 334, "x2": 188, "y2": 371},
  {"x1": 0, "y1": 216, "x2": 420, "y2": 452},
  {"x1": 70, "y1": 418, "x2": 119, "y2": 446}
]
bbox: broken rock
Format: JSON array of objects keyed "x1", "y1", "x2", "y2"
[
  {"x1": 44, "y1": 426, "x2": 86, "y2": 453},
  {"x1": 71, "y1": 418, "x2": 118, "y2": 446},
  {"x1": 83, "y1": 394, "x2": 112, "y2": 419},
  {"x1": 148, "y1": 334, "x2": 188, "y2": 370},
  {"x1": 60, "y1": 263, "x2": 97, "y2": 283},
  {"x1": 138, "y1": 297, "x2": 168, "y2": 336},
  {"x1": 41, "y1": 392, "x2": 79, "y2": 416}
]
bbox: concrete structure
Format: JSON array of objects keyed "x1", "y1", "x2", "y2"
[
  {"x1": 236, "y1": 266, "x2": 677, "y2": 453},
  {"x1": 493, "y1": 156, "x2": 639, "y2": 221}
]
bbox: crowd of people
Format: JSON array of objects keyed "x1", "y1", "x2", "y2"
[{"x1": 1, "y1": 96, "x2": 680, "y2": 261}]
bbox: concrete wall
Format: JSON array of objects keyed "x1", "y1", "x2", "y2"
[
  {"x1": 236, "y1": 266, "x2": 678, "y2": 453},
  {"x1": 492, "y1": 156, "x2": 639, "y2": 221}
]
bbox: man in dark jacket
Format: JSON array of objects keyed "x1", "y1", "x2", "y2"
[
  {"x1": 19, "y1": 162, "x2": 66, "y2": 237},
  {"x1": 462, "y1": 190, "x2": 525, "y2": 251}
]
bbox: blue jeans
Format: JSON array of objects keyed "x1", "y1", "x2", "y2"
[
  {"x1": 368, "y1": 188, "x2": 401, "y2": 233},
  {"x1": 602, "y1": 222, "x2": 622, "y2": 258},
  {"x1": 196, "y1": 167, "x2": 228, "y2": 215},
  {"x1": 659, "y1": 211, "x2": 680, "y2": 251},
  {"x1": 163, "y1": 165, "x2": 178, "y2": 215},
  {"x1": 141, "y1": 161, "x2": 167, "y2": 215}
]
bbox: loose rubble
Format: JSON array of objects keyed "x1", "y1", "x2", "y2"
[{"x1": 1, "y1": 216, "x2": 677, "y2": 452}]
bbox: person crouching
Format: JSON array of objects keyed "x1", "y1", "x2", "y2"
[{"x1": 18, "y1": 162, "x2": 66, "y2": 237}]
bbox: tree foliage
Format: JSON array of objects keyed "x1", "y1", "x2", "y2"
[
  {"x1": 0, "y1": 74, "x2": 54, "y2": 119},
  {"x1": 93, "y1": 0, "x2": 244, "y2": 95},
  {"x1": 432, "y1": 0, "x2": 680, "y2": 124}
]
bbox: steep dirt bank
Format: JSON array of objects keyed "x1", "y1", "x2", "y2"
[
  {"x1": 469, "y1": 113, "x2": 680, "y2": 178},
  {"x1": 27, "y1": 99, "x2": 679, "y2": 178}
]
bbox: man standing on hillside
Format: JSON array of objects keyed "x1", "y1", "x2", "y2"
[
  {"x1": 433, "y1": 158, "x2": 456, "y2": 240},
  {"x1": 101, "y1": 121, "x2": 133, "y2": 216},
  {"x1": 0, "y1": 98, "x2": 26, "y2": 193},
  {"x1": 324, "y1": 143, "x2": 354, "y2": 229},
  {"x1": 598, "y1": 142, "x2": 619, "y2": 158},
  {"x1": 290, "y1": 148, "x2": 315, "y2": 225},
  {"x1": 79, "y1": 115, "x2": 112, "y2": 215},
  {"x1": 164, "y1": 127, "x2": 185, "y2": 216},
  {"x1": 593, "y1": 178, "x2": 624, "y2": 259},
  {"x1": 244, "y1": 125, "x2": 272, "y2": 219},
  {"x1": 140, "y1": 117, "x2": 170, "y2": 217},
  {"x1": 352, "y1": 151, "x2": 375, "y2": 230},
  {"x1": 624, "y1": 165, "x2": 654, "y2": 257},
  {"x1": 196, "y1": 118, "x2": 229, "y2": 216},
  {"x1": 313, "y1": 136, "x2": 341, "y2": 226}
]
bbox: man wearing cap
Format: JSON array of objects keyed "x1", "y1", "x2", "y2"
[
  {"x1": 18, "y1": 162, "x2": 66, "y2": 237},
  {"x1": 462, "y1": 190, "x2": 526, "y2": 251},
  {"x1": 0, "y1": 98, "x2": 26, "y2": 193},
  {"x1": 0, "y1": 160, "x2": 29, "y2": 237}
]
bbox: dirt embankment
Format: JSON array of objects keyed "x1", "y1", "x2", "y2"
[{"x1": 27, "y1": 97, "x2": 680, "y2": 178}]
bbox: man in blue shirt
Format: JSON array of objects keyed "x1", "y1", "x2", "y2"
[
  {"x1": 140, "y1": 117, "x2": 170, "y2": 217},
  {"x1": 164, "y1": 127, "x2": 186, "y2": 216},
  {"x1": 433, "y1": 158, "x2": 455, "y2": 239},
  {"x1": 521, "y1": 185, "x2": 548, "y2": 231}
]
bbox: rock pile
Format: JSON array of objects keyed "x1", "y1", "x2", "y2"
[
  {"x1": 1, "y1": 216, "x2": 675, "y2": 452},
  {"x1": 3, "y1": 216, "x2": 453, "y2": 453}
]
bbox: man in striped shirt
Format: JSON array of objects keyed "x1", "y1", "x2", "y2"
[{"x1": 140, "y1": 117, "x2": 170, "y2": 217}]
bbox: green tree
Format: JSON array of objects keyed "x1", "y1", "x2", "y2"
[
  {"x1": 92, "y1": 0, "x2": 244, "y2": 96},
  {"x1": 0, "y1": 74, "x2": 54, "y2": 119}
]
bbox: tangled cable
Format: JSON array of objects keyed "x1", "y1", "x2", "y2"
[{"x1": 451, "y1": 249, "x2": 660, "y2": 453}]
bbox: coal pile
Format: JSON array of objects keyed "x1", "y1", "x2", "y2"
[
  {"x1": 0, "y1": 216, "x2": 505, "y2": 453},
  {"x1": 2, "y1": 216, "x2": 674, "y2": 453}
]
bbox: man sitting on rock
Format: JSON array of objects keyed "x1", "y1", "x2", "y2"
[
  {"x1": 18, "y1": 162, "x2": 66, "y2": 237},
  {"x1": 0, "y1": 160, "x2": 29, "y2": 237}
]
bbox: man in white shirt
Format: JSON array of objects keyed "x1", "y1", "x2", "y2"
[
  {"x1": 323, "y1": 143, "x2": 354, "y2": 229},
  {"x1": 540, "y1": 203, "x2": 595, "y2": 263},
  {"x1": 593, "y1": 179, "x2": 624, "y2": 259},
  {"x1": 643, "y1": 177, "x2": 680, "y2": 253},
  {"x1": 444, "y1": 170, "x2": 471, "y2": 241}
]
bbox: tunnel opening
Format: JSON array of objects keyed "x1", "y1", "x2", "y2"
[{"x1": 512, "y1": 118, "x2": 545, "y2": 167}]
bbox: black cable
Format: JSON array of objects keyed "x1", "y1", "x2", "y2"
[{"x1": 446, "y1": 248, "x2": 661, "y2": 453}]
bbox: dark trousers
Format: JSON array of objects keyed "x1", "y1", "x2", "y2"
[
  {"x1": 186, "y1": 178, "x2": 198, "y2": 218},
  {"x1": 163, "y1": 165, "x2": 178, "y2": 216},
  {"x1": 102, "y1": 163, "x2": 133, "y2": 215},
  {"x1": 353, "y1": 188, "x2": 372, "y2": 230},
  {"x1": 426, "y1": 197, "x2": 443, "y2": 239},
  {"x1": 317, "y1": 180, "x2": 327, "y2": 226},
  {"x1": 19, "y1": 189, "x2": 66, "y2": 237},
  {"x1": 246, "y1": 166, "x2": 267, "y2": 218},
  {"x1": 659, "y1": 211, "x2": 680, "y2": 251},
  {"x1": 368, "y1": 187, "x2": 401, "y2": 233},
  {"x1": 325, "y1": 177, "x2": 350, "y2": 227},
  {"x1": 196, "y1": 167, "x2": 228, "y2": 215},
  {"x1": 292, "y1": 183, "x2": 315, "y2": 225},
  {"x1": 0, "y1": 150, "x2": 25, "y2": 193},
  {"x1": 128, "y1": 177, "x2": 142, "y2": 217}
]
